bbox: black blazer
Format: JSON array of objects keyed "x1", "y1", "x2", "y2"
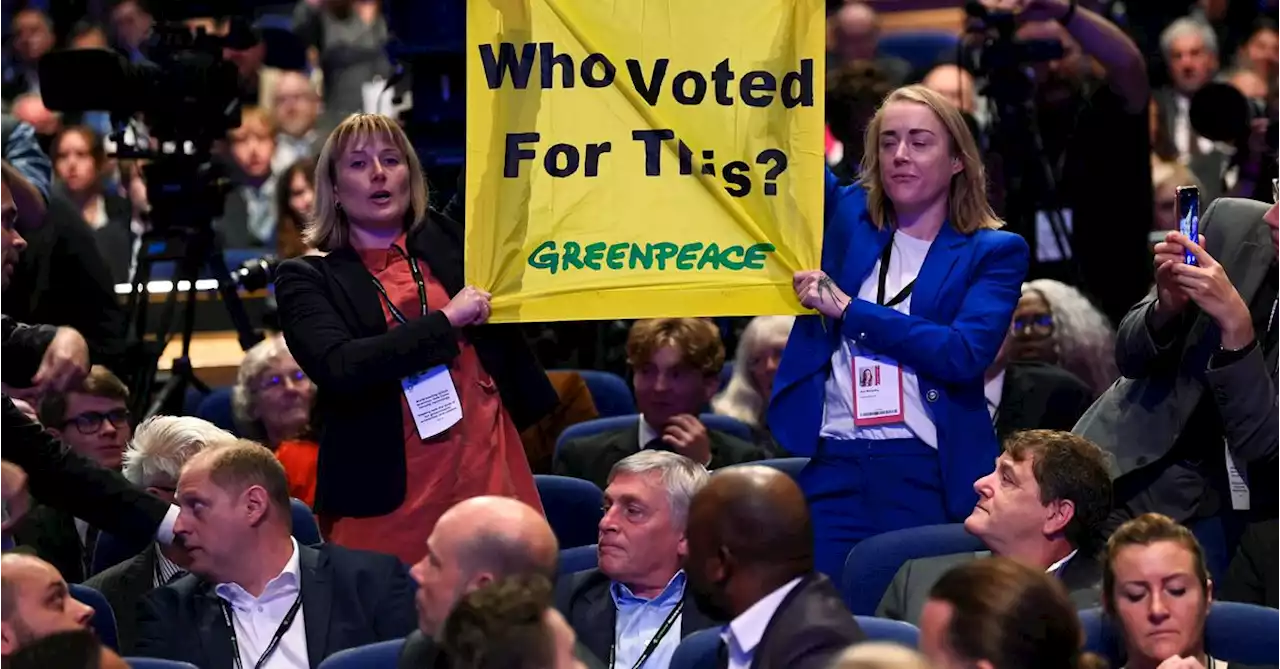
[
  {"x1": 555, "y1": 568, "x2": 717, "y2": 665},
  {"x1": 274, "y1": 208, "x2": 557, "y2": 518},
  {"x1": 553, "y1": 423, "x2": 767, "y2": 490},
  {"x1": 11, "y1": 505, "x2": 87, "y2": 584},
  {"x1": 1220, "y1": 518, "x2": 1279, "y2": 609},
  {"x1": 995, "y1": 361, "x2": 1095, "y2": 442},
  {"x1": 134, "y1": 543, "x2": 417, "y2": 668},
  {"x1": 729, "y1": 574, "x2": 865, "y2": 669},
  {"x1": 83, "y1": 548, "x2": 158, "y2": 655},
  {"x1": 397, "y1": 629, "x2": 607, "y2": 669}
]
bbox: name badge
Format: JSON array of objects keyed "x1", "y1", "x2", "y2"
[
  {"x1": 852, "y1": 355, "x2": 904, "y2": 426},
  {"x1": 402, "y1": 365, "x2": 463, "y2": 440},
  {"x1": 1225, "y1": 441, "x2": 1250, "y2": 511}
]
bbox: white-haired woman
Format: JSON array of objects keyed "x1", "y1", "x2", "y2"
[
  {"x1": 1010, "y1": 279, "x2": 1118, "y2": 398},
  {"x1": 274, "y1": 113, "x2": 555, "y2": 563},
  {"x1": 232, "y1": 333, "x2": 319, "y2": 506},
  {"x1": 711, "y1": 315, "x2": 794, "y2": 456}
]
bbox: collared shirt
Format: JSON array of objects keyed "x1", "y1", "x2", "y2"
[
  {"x1": 984, "y1": 370, "x2": 1005, "y2": 422},
  {"x1": 1172, "y1": 94, "x2": 1215, "y2": 160},
  {"x1": 152, "y1": 543, "x2": 187, "y2": 588},
  {"x1": 1046, "y1": 549, "x2": 1078, "y2": 578},
  {"x1": 610, "y1": 571, "x2": 686, "y2": 669},
  {"x1": 721, "y1": 577, "x2": 802, "y2": 669},
  {"x1": 637, "y1": 415, "x2": 661, "y2": 452},
  {"x1": 214, "y1": 538, "x2": 309, "y2": 669},
  {"x1": 242, "y1": 178, "x2": 279, "y2": 247}
]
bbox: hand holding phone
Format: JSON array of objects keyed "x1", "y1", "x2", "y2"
[{"x1": 1176, "y1": 186, "x2": 1200, "y2": 266}]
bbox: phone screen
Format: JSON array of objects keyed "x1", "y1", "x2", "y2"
[{"x1": 1176, "y1": 185, "x2": 1200, "y2": 266}]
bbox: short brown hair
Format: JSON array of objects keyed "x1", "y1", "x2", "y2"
[
  {"x1": 1004, "y1": 430, "x2": 1113, "y2": 552},
  {"x1": 38, "y1": 365, "x2": 130, "y2": 427},
  {"x1": 626, "y1": 318, "x2": 725, "y2": 377},
  {"x1": 441, "y1": 575, "x2": 556, "y2": 669},
  {"x1": 1103, "y1": 513, "x2": 1209, "y2": 614},
  {"x1": 928, "y1": 558, "x2": 1106, "y2": 669},
  {"x1": 230, "y1": 106, "x2": 276, "y2": 140},
  {"x1": 189, "y1": 441, "x2": 292, "y2": 521}
]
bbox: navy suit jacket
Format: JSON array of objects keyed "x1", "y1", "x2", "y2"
[
  {"x1": 769, "y1": 172, "x2": 1029, "y2": 520},
  {"x1": 133, "y1": 543, "x2": 417, "y2": 668}
]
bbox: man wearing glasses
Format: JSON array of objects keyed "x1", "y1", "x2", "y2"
[{"x1": 12, "y1": 366, "x2": 133, "y2": 583}]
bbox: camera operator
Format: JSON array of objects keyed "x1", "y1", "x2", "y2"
[{"x1": 976, "y1": 0, "x2": 1152, "y2": 325}]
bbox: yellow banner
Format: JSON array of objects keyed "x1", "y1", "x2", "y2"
[{"x1": 465, "y1": 0, "x2": 825, "y2": 323}]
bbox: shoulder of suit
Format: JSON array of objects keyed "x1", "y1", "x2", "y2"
[
  {"x1": 277, "y1": 254, "x2": 328, "y2": 279},
  {"x1": 904, "y1": 551, "x2": 984, "y2": 571},
  {"x1": 1202, "y1": 197, "x2": 1272, "y2": 242},
  {"x1": 971, "y1": 226, "x2": 1031, "y2": 256},
  {"x1": 562, "y1": 568, "x2": 609, "y2": 595},
  {"x1": 563, "y1": 426, "x2": 634, "y2": 452},
  {"x1": 84, "y1": 549, "x2": 151, "y2": 588},
  {"x1": 311, "y1": 542, "x2": 401, "y2": 572}
]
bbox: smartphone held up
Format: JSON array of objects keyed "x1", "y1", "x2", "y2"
[{"x1": 1176, "y1": 185, "x2": 1200, "y2": 266}]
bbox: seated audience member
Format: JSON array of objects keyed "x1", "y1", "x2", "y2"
[
  {"x1": 0, "y1": 554, "x2": 93, "y2": 656},
  {"x1": 401, "y1": 496, "x2": 602, "y2": 669},
  {"x1": 442, "y1": 575, "x2": 586, "y2": 669},
  {"x1": 275, "y1": 157, "x2": 321, "y2": 259},
  {"x1": 50, "y1": 126, "x2": 132, "y2": 283},
  {"x1": 271, "y1": 72, "x2": 323, "y2": 176},
  {"x1": 2, "y1": 628, "x2": 129, "y2": 669},
  {"x1": 1235, "y1": 18, "x2": 1278, "y2": 87},
  {"x1": 216, "y1": 106, "x2": 278, "y2": 249},
  {"x1": 555, "y1": 318, "x2": 765, "y2": 489},
  {"x1": 919, "y1": 558, "x2": 1105, "y2": 669},
  {"x1": 13, "y1": 365, "x2": 132, "y2": 582},
  {"x1": 134, "y1": 441, "x2": 417, "y2": 668},
  {"x1": 826, "y1": 3, "x2": 910, "y2": 85},
  {"x1": 83, "y1": 416, "x2": 237, "y2": 654},
  {"x1": 921, "y1": 64, "x2": 977, "y2": 116},
  {"x1": 1010, "y1": 280, "x2": 1118, "y2": 399},
  {"x1": 558, "y1": 452, "x2": 716, "y2": 667},
  {"x1": 985, "y1": 326, "x2": 1094, "y2": 442},
  {"x1": 711, "y1": 316, "x2": 794, "y2": 457},
  {"x1": 1219, "y1": 518, "x2": 1278, "y2": 608},
  {"x1": 685, "y1": 466, "x2": 865, "y2": 669},
  {"x1": 232, "y1": 334, "x2": 319, "y2": 506},
  {"x1": 824, "y1": 61, "x2": 894, "y2": 183},
  {"x1": 832, "y1": 643, "x2": 932, "y2": 669},
  {"x1": 878, "y1": 430, "x2": 1113, "y2": 624},
  {"x1": 1103, "y1": 513, "x2": 1221, "y2": 669}
]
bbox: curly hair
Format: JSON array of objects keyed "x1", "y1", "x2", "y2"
[{"x1": 1024, "y1": 279, "x2": 1118, "y2": 398}]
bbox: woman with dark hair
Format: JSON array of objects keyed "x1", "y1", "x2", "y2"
[
  {"x1": 920, "y1": 557, "x2": 1106, "y2": 669},
  {"x1": 275, "y1": 156, "x2": 320, "y2": 259},
  {"x1": 50, "y1": 125, "x2": 133, "y2": 283}
]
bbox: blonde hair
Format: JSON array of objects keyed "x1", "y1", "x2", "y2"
[
  {"x1": 711, "y1": 316, "x2": 795, "y2": 427},
  {"x1": 858, "y1": 85, "x2": 1001, "y2": 234},
  {"x1": 306, "y1": 113, "x2": 430, "y2": 252},
  {"x1": 230, "y1": 106, "x2": 276, "y2": 140},
  {"x1": 831, "y1": 643, "x2": 933, "y2": 669},
  {"x1": 1151, "y1": 159, "x2": 1202, "y2": 193}
]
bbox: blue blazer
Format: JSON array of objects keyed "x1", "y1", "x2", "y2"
[{"x1": 768, "y1": 172, "x2": 1029, "y2": 520}]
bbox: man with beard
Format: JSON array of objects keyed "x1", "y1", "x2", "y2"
[
  {"x1": 684, "y1": 466, "x2": 864, "y2": 669},
  {"x1": 978, "y1": 0, "x2": 1151, "y2": 325}
]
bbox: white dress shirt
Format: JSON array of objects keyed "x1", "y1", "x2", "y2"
[
  {"x1": 984, "y1": 370, "x2": 1005, "y2": 421},
  {"x1": 720, "y1": 577, "x2": 803, "y2": 669},
  {"x1": 214, "y1": 539, "x2": 309, "y2": 669},
  {"x1": 1173, "y1": 94, "x2": 1215, "y2": 160},
  {"x1": 1046, "y1": 549, "x2": 1078, "y2": 577},
  {"x1": 821, "y1": 232, "x2": 938, "y2": 447}
]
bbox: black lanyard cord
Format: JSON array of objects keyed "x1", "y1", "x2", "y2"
[
  {"x1": 876, "y1": 232, "x2": 916, "y2": 308},
  {"x1": 220, "y1": 594, "x2": 304, "y2": 669},
  {"x1": 370, "y1": 245, "x2": 429, "y2": 325},
  {"x1": 608, "y1": 600, "x2": 684, "y2": 669}
]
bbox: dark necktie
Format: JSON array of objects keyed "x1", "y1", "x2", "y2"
[{"x1": 82, "y1": 526, "x2": 100, "y2": 578}]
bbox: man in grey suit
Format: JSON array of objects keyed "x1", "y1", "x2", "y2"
[
  {"x1": 877, "y1": 430, "x2": 1113, "y2": 625},
  {"x1": 1075, "y1": 196, "x2": 1278, "y2": 529},
  {"x1": 1152, "y1": 18, "x2": 1225, "y2": 202}
]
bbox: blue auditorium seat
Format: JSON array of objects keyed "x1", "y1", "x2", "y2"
[
  {"x1": 291, "y1": 498, "x2": 323, "y2": 546},
  {"x1": 195, "y1": 386, "x2": 238, "y2": 434},
  {"x1": 574, "y1": 370, "x2": 636, "y2": 418},
  {"x1": 70, "y1": 584, "x2": 118, "y2": 651},
  {"x1": 559, "y1": 544, "x2": 599, "y2": 576},
  {"x1": 876, "y1": 31, "x2": 961, "y2": 74},
  {"x1": 316, "y1": 638, "x2": 406, "y2": 668},
  {"x1": 125, "y1": 660, "x2": 200, "y2": 669},
  {"x1": 841, "y1": 523, "x2": 985, "y2": 615},
  {"x1": 856, "y1": 616, "x2": 920, "y2": 647},
  {"x1": 670, "y1": 627, "x2": 723, "y2": 669},
  {"x1": 725, "y1": 457, "x2": 809, "y2": 479},
  {"x1": 534, "y1": 475, "x2": 603, "y2": 549},
  {"x1": 1081, "y1": 602, "x2": 1280, "y2": 666}
]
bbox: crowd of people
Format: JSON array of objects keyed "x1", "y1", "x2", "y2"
[{"x1": 1, "y1": 0, "x2": 1277, "y2": 668}]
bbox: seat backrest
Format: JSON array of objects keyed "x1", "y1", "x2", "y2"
[
  {"x1": 842, "y1": 523, "x2": 985, "y2": 615},
  {"x1": 670, "y1": 627, "x2": 723, "y2": 669},
  {"x1": 1081, "y1": 602, "x2": 1280, "y2": 666},
  {"x1": 558, "y1": 544, "x2": 599, "y2": 576},
  {"x1": 534, "y1": 475, "x2": 604, "y2": 549},
  {"x1": 729, "y1": 457, "x2": 809, "y2": 479},
  {"x1": 875, "y1": 31, "x2": 961, "y2": 74},
  {"x1": 854, "y1": 616, "x2": 920, "y2": 647},
  {"x1": 125, "y1": 659, "x2": 201, "y2": 669},
  {"x1": 316, "y1": 638, "x2": 406, "y2": 668},
  {"x1": 291, "y1": 498, "x2": 323, "y2": 546},
  {"x1": 195, "y1": 387, "x2": 238, "y2": 434},
  {"x1": 69, "y1": 584, "x2": 118, "y2": 651},
  {"x1": 575, "y1": 370, "x2": 636, "y2": 418}
]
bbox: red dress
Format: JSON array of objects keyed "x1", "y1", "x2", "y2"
[{"x1": 325, "y1": 234, "x2": 544, "y2": 564}]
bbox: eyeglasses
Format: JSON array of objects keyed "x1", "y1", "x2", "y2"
[
  {"x1": 62, "y1": 408, "x2": 130, "y2": 435},
  {"x1": 1012, "y1": 314, "x2": 1054, "y2": 337},
  {"x1": 256, "y1": 369, "x2": 308, "y2": 392}
]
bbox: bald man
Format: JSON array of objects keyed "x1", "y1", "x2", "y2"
[
  {"x1": 922, "y1": 64, "x2": 977, "y2": 115},
  {"x1": 827, "y1": 3, "x2": 910, "y2": 85},
  {"x1": 400, "y1": 496, "x2": 605, "y2": 669},
  {"x1": 685, "y1": 467, "x2": 864, "y2": 669},
  {"x1": 1, "y1": 554, "x2": 94, "y2": 656}
]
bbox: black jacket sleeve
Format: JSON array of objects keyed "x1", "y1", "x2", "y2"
[
  {"x1": 3, "y1": 396, "x2": 168, "y2": 544},
  {"x1": 1, "y1": 314, "x2": 55, "y2": 387}
]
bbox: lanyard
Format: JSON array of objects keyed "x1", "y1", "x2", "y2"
[
  {"x1": 876, "y1": 232, "x2": 916, "y2": 308},
  {"x1": 609, "y1": 600, "x2": 684, "y2": 669},
  {"x1": 220, "y1": 594, "x2": 304, "y2": 669},
  {"x1": 370, "y1": 245, "x2": 428, "y2": 325}
]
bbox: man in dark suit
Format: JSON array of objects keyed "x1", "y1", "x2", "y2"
[
  {"x1": 1219, "y1": 517, "x2": 1279, "y2": 608},
  {"x1": 133, "y1": 442, "x2": 416, "y2": 668},
  {"x1": 877, "y1": 430, "x2": 1114, "y2": 625},
  {"x1": 84, "y1": 416, "x2": 237, "y2": 655},
  {"x1": 0, "y1": 554, "x2": 94, "y2": 657},
  {"x1": 685, "y1": 466, "x2": 864, "y2": 669},
  {"x1": 1075, "y1": 197, "x2": 1278, "y2": 528},
  {"x1": 554, "y1": 319, "x2": 766, "y2": 489},
  {"x1": 1152, "y1": 18, "x2": 1225, "y2": 202},
  {"x1": 557, "y1": 452, "x2": 716, "y2": 667},
  {"x1": 986, "y1": 340, "x2": 1095, "y2": 440},
  {"x1": 399, "y1": 496, "x2": 603, "y2": 669}
]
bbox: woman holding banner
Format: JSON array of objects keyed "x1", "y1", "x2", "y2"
[
  {"x1": 274, "y1": 114, "x2": 556, "y2": 563},
  {"x1": 768, "y1": 85, "x2": 1030, "y2": 578}
]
